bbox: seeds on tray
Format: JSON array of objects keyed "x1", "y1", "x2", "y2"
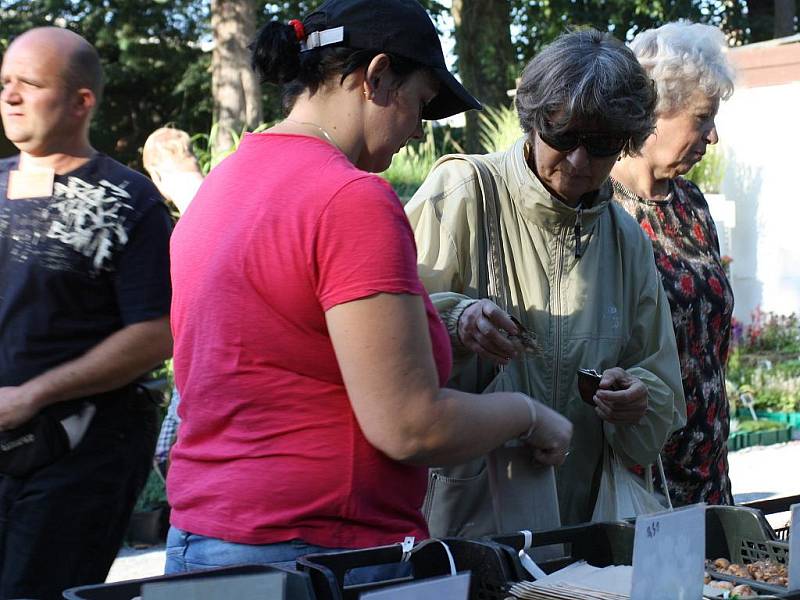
[{"x1": 706, "y1": 557, "x2": 788, "y2": 587}]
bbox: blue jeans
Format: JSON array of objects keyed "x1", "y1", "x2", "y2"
[
  {"x1": 166, "y1": 527, "x2": 340, "y2": 573},
  {"x1": 165, "y1": 527, "x2": 411, "y2": 584}
]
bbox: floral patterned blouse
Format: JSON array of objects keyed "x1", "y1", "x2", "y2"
[{"x1": 612, "y1": 176, "x2": 734, "y2": 506}]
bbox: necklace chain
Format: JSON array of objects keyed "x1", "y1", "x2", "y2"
[
  {"x1": 611, "y1": 178, "x2": 641, "y2": 202},
  {"x1": 283, "y1": 118, "x2": 340, "y2": 150},
  {"x1": 611, "y1": 177, "x2": 674, "y2": 204}
]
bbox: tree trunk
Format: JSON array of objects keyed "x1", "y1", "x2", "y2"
[
  {"x1": 211, "y1": 0, "x2": 262, "y2": 155},
  {"x1": 452, "y1": 0, "x2": 514, "y2": 153},
  {"x1": 774, "y1": 0, "x2": 797, "y2": 38}
]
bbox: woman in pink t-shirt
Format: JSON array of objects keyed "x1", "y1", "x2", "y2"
[{"x1": 167, "y1": 0, "x2": 572, "y2": 573}]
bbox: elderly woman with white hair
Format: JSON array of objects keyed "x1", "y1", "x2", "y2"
[
  {"x1": 611, "y1": 21, "x2": 736, "y2": 506},
  {"x1": 407, "y1": 29, "x2": 686, "y2": 528}
]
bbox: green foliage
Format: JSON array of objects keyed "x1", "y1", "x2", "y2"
[
  {"x1": 379, "y1": 103, "x2": 522, "y2": 200},
  {"x1": 735, "y1": 419, "x2": 787, "y2": 433},
  {"x1": 509, "y1": 0, "x2": 751, "y2": 63},
  {"x1": 380, "y1": 122, "x2": 462, "y2": 200},
  {"x1": 478, "y1": 104, "x2": 522, "y2": 153},
  {"x1": 685, "y1": 145, "x2": 725, "y2": 194},
  {"x1": 773, "y1": 359, "x2": 800, "y2": 379},
  {"x1": 134, "y1": 467, "x2": 167, "y2": 512},
  {"x1": 192, "y1": 121, "x2": 270, "y2": 176},
  {"x1": 728, "y1": 368, "x2": 800, "y2": 414},
  {"x1": 151, "y1": 359, "x2": 174, "y2": 390}
]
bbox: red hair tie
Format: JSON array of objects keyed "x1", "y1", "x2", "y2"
[{"x1": 289, "y1": 19, "x2": 305, "y2": 42}]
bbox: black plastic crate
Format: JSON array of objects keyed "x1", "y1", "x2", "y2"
[
  {"x1": 297, "y1": 537, "x2": 515, "y2": 600},
  {"x1": 63, "y1": 564, "x2": 314, "y2": 599},
  {"x1": 490, "y1": 521, "x2": 635, "y2": 581}
]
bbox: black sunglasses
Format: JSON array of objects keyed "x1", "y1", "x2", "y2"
[{"x1": 538, "y1": 129, "x2": 627, "y2": 158}]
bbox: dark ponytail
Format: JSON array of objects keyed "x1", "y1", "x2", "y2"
[
  {"x1": 249, "y1": 21, "x2": 302, "y2": 85},
  {"x1": 250, "y1": 17, "x2": 425, "y2": 113}
]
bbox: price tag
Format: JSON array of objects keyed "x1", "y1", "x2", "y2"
[
  {"x1": 631, "y1": 503, "x2": 706, "y2": 600},
  {"x1": 790, "y1": 504, "x2": 800, "y2": 590},
  {"x1": 7, "y1": 168, "x2": 55, "y2": 200}
]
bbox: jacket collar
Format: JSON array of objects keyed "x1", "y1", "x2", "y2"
[{"x1": 495, "y1": 137, "x2": 612, "y2": 232}]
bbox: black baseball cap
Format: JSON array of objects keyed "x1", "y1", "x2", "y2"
[{"x1": 302, "y1": 0, "x2": 482, "y2": 120}]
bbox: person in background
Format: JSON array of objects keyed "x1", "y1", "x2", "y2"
[
  {"x1": 406, "y1": 29, "x2": 686, "y2": 528},
  {"x1": 0, "y1": 27, "x2": 172, "y2": 598},
  {"x1": 143, "y1": 127, "x2": 204, "y2": 215},
  {"x1": 611, "y1": 21, "x2": 736, "y2": 505},
  {"x1": 142, "y1": 127, "x2": 204, "y2": 473},
  {"x1": 166, "y1": 0, "x2": 571, "y2": 574}
]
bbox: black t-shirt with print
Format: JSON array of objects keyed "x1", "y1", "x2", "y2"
[{"x1": 0, "y1": 153, "x2": 172, "y2": 387}]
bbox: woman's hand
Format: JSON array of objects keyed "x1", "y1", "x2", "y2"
[
  {"x1": 593, "y1": 367, "x2": 648, "y2": 425},
  {"x1": 457, "y1": 299, "x2": 525, "y2": 364},
  {"x1": 523, "y1": 399, "x2": 573, "y2": 466}
]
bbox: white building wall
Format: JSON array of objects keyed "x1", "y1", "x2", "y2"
[{"x1": 713, "y1": 81, "x2": 800, "y2": 323}]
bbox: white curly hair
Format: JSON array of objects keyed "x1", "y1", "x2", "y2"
[{"x1": 630, "y1": 21, "x2": 735, "y2": 116}]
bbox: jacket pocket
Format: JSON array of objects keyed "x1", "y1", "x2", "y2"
[{"x1": 422, "y1": 457, "x2": 495, "y2": 538}]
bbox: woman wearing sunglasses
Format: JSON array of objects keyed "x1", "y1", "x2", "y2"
[
  {"x1": 611, "y1": 22, "x2": 736, "y2": 507},
  {"x1": 406, "y1": 29, "x2": 686, "y2": 527}
]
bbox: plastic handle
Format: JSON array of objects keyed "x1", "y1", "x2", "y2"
[{"x1": 518, "y1": 548, "x2": 548, "y2": 580}]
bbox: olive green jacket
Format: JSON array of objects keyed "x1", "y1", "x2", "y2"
[{"x1": 405, "y1": 138, "x2": 686, "y2": 524}]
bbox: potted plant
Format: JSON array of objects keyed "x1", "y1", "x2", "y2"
[{"x1": 727, "y1": 310, "x2": 800, "y2": 446}]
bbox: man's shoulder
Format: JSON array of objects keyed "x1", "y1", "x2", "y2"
[
  {"x1": 89, "y1": 154, "x2": 160, "y2": 196},
  {"x1": 70, "y1": 153, "x2": 165, "y2": 215}
]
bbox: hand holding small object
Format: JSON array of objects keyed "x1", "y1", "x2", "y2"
[{"x1": 593, "y1": 367, "x2": 648, "y2": 425}]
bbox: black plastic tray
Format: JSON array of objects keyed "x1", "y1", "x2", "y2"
[
  {"x1": 62, "y1": 564, "x2": 314, "y2": 599},
  {"x1": 297, "y1": 537, "x2": 515, "y2": 600},
  {"x1": 490, "y1": 521, "x2": 635, "y2": 581}
]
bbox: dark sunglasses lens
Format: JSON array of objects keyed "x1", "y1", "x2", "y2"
[{"x1": 540, "y1": 131, "x2": 578, "y2": 152}]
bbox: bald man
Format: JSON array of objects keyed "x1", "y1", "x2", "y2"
[{"x1": 0, "y1": 28, "x2": 172, "y2": 598}]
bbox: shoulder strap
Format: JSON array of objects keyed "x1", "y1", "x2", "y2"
[{"x1": 432, "y1": 154, "x2": 511, "y2": 311}]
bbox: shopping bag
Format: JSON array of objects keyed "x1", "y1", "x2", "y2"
[{"x1": 591, "y1": 444, "x2": 668, "y2": 521}]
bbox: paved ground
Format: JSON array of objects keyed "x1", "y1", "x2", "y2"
[{"x1": 105, "y1": 440, "x2": 800, "y2": 584}]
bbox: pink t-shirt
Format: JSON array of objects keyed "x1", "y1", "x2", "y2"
[{"x1": 168, "y1": 133, "x2": 452, "y2": 548}]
